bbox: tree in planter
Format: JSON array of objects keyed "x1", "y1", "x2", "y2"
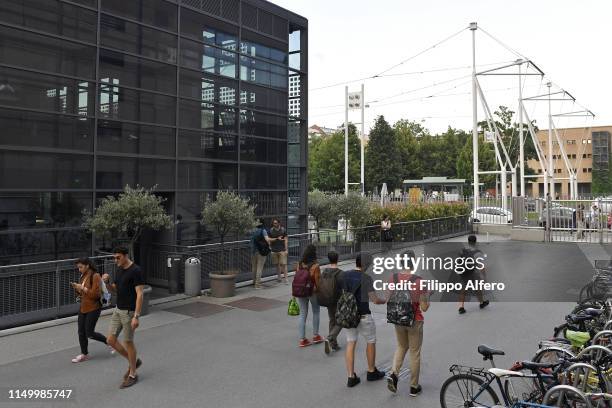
[
  {"x1": 201, "y1": 191, "x2": 257, "y2": 274},
  {"x1": 335, "y1": 193, "x2": 371, "y2": 243},
  {"x1": 83, "y1": 185, "x2": 172, "y2": 256},
  {"x1": 307, "y1": 190, "x2": 337, "y2": 234}
]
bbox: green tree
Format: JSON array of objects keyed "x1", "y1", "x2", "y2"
[
  {"x1": 83, "y1": 185, "x2": 173, "y2": 256},
  {"x1": 308, "y1": 123, "x2": 360, "y2": 192},
  {"x1": 456, "y1": 136, "x2": 497, "y2": 189},
  {"x1": 336, "y1": 192, "x2": 371, "y2": 228},
  {"x1": 307, "y1": 190, "x2": 336, "y2": 233},
  {"x1": 394, "y1": 119, "x2": 425, "y2": 180},
  {"x1": 365, "y1": 116, "x2": 402, "y2": 191},
  {"x1": 478, "y1": 105, "x2": 538, "y2": 174}
]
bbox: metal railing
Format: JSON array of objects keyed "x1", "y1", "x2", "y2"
[
  {"x1": 512, "y1": 196, "x2": 612, "y2": 243},
  {"x1": 142, "y1": 215, "x2": 471, "y2": 290},
  {"x1": 0, "y1": 255, "x2": 116, "y2": 330},
  {"x1": 1, "y1": 215, "x2": 470, "y2": 329}
]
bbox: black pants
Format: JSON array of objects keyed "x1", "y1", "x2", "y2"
[{"x1": 78, "y1": 309, "x2": 107, "y2": 355}]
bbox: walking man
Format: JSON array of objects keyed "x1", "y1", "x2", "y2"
[
  {"x1": 343, "y1": 253, "x2": 386, "y2": 387},
  {"x1": 458, "y1": 235, "x2": 489, "y2": 314},
  {"x1": 268, "y1": 218, "x2": 288, "y2": 284},
  {"x1": 102, "y1": 247, "x2": 144, "y2": 388},
  {"x1": 317, "y1": 251, "x2": 344, "y2": 354},
  {"x1": 250, "y1": 220, "x2": 271, "y2": 289}
]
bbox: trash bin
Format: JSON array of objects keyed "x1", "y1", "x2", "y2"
[
  {"x1": 184, "y1": 257, "x2": 201, "y2": 296},
  {"x1": 167, "y1": 256, "x2": 181, "y2": 294},
  {"x1": 141, "y1": 285, "x2": 153, "y2": 316}
]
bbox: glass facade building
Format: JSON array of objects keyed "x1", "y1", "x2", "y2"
[{"x1": 0, "y1": 0, "x2": 308, "y2": 264}]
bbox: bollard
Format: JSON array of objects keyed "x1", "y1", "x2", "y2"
[
  {"x1": 141, "y1": 285, "x2": 153, "y2": 316},
  {"x1": 184, "y1": 257, "x2": 201, "y2": 296}
]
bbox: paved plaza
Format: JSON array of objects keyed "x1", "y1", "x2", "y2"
[{"x1": 1, "y1": 235, "x2": 610, "y2": 408}]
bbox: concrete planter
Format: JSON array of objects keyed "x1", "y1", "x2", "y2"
[{"x1": 209, "y1": 273, "x2": 237, "y2": 298}]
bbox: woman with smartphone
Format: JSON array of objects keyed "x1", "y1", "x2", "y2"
[{"x1": 70, "y1": 258, "x2": 108, "y2": 363}]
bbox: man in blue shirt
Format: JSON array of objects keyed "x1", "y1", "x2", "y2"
[{"x1": 250, "y1": 220, "x2": 271, "y2": 289}]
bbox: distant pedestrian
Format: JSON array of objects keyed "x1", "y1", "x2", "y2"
[
  {"x1": 102, "y1": 247, "x2": 145, "y2": 389},
  {"x1": 457, "y1": 235, "x2": 489, "y2": 314},
  {"x1": 381, "y1": 215, "x2": 393, "y2": 252},
  {"x1": 591, "y1": 204, "x2": 599, "y2": 230},
  {"x1": 269, "y1": 218, "x2": 288, "y2": 284},
  {"x1": 250, "y1": 220, "x2": 271, "y2": 289},
  {"x1": 292, "y1": 244, "x2": 323, "y2": 347},
  {"x1": 316, "y1": 251, "x2": 344, "y2": 354},
  {"x1": 385, "y1": 250, "x2": 430, "y2": 397},
  {"x1": 70, "y1": 258, "x2": 108, "y2": 363},
  {"x1": 342, "y1": 253, "x2": 386, "y2": 387},
  {"x1": 576, "y1": 205, "x2": 585, "y2": 239}
]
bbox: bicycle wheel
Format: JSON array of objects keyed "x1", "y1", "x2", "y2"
[
  {"x1": 440, "y1": 373, "x2": 500, "y2": 408},
  {"x1": 504, "y1": 371, "x2": 544, "y2": 404},
  {"x1": 542, "y1": 384, "x2": 592, "y2": 408},
  {"x1": 533, "y1": 347, "x2": 576, "y2": 365}
]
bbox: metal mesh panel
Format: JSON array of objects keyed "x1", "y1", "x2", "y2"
[
  {"x1": 182, "y1": 0, "x2": 201, "y2": 8},
  {"x1": 273, "y1": 15, "x2": 287, "y2": 40},
  {"x1": 221, "y1": 0, "x2": 239, "y2": 22},
  {"x1": 241, "y1": 3, "x2": 257, "y2": 29},
  {"x1": 257, "y1": 10, "x2": 274, "y2": 36},
  {"x1": 201, "y1": 0, "x2": 220, "y2": 15}
]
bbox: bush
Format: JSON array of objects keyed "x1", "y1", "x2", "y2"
[{"x1": 367, "y1": 202, "x2": 470, "y2": 225}]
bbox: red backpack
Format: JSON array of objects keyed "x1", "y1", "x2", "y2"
[{"x1": 292, "y1": 263, "x2": 314, "y2": 298}]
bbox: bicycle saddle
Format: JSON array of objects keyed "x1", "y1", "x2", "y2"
[
  {"x1": 519, "y1": 360, "x2": 557, "y2": 371},
  {"x1": 584, "y1": 308, "x2": 604, "y2": 317},
  {"x1": 477, "y1": 345, "x2": 505, "y2": 360}
]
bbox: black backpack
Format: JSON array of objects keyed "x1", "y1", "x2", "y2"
[
  {"x1": 386, "y1": 273, "x2": 417, "y2": 327},
  {"x1": 254, "y1": 229, "x2": 271, "y2": 256},
  {"x1": 317, "y1": 268, "x2": 342, "y2": 307},
  {"x1": 459, "y1": 247, "x2": 480, "y2": 275}
]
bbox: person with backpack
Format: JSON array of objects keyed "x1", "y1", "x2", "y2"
[
  {"x1": 340, "y1": 253, "x2": 386, "y2": 387},
  {"x1": 70, "y1": 258, "x2": 109, "y2": 363},
  {"x1": 317, "y1": 251, "x2": 344, "y2": 354},
  {"x1": 458, "y1": 234, "x2": 489, "y2": 314},
  {"x1": 250, "y1": 220, "x2": 271, "y2": 289},
  {"x1": 385, "y1": 250, "x2": 430, "y2": 397},
  {"x1": 292, "y1": 244, "x2": 323, "y2": 347}
]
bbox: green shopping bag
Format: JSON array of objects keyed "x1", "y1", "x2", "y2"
[{"x1": 288, "y1": 297, "x2": 300, "y2": 316}]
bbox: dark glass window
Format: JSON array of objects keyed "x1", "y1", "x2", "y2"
[
  {"x1": 177, "y1": 161, "x2": 237, "y2": 190},
  {"x1": 178, "y1": 130, "x2": 237, "y2": 160},
  {"x1": 99, "y1": 50, "x2": 177, "y2": 94},
  {"x1": 0, "y1": 26, "x2": 96, "y2": 79},
  {"x1": 239, "y1": 109, "x2": 286, "y2": 139},
  {"x1": 96, "y1": 157, "x2": 175, "y2": 190},
  {"x1": 179, "y1": 100, "x2": 236, "y2": 132},
  {"x1": 180, "y1": 8, "x2": 237, "y2": 50},
  {"x1": 0, "y1": 229, "x2": 91, "y2": 266},
  {"x1": 240, "y1": 164, "x2": 287, "y2": 189},
  {"x1": 100, "y1": 15, "x2": 177, "y2": 63},
  {"x1": 240, "y1": 30, "x2": 287, "y2": 64},
  {"x1": 102, "y1": 0, "x2": 178, "y2": 31},
  {"x1": 180, "y1": 39, "x2": 236, "y2": 78},
  {"x1": 97, "y1": 120, "x2": 175, "y2": 157},
  {"x1": 288, "y1": 144, "x2": 302, "y2": 166},
  {"x1": 240, "y1": 191, "x2": 287, "y2": 216},
  {"x1": 0, "y1": 0, "x2": 97, "y2": 43},
  {"x1": 240, "y1": 56, "x2": 286, "y2": 89},
  {"x1": 0, "y1": 110, "x2": 93, "y2": 152},
  {"x1": 240, "y1": 83, "x2": 286, "y2": 114},
  {"x1": 99, "y1": 85, "x2": 176, "y2": 125},
  {"x1": 0, "y1": 67, "x2": 94, "y2": 116},
  {"x1": 0, "y1": 192, "x2": 92, "y2": 230},
  {"x1": 0, "y1": 151, "x2": 92, "y2": 189},
  {"x1": 179, "y1": 69, "x2": 237, "y2": 105},
  {"x1": 240, "y1": 137, "x2": 287, "y2": 164}
]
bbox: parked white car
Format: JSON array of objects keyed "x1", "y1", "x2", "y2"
[{"x1": 471, "y1": 207, "x2": 513, "y2": 224}]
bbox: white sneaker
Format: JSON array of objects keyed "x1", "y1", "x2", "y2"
[
  {"x1": 71, "y1": 354, "x2": 89, "y2": 363},
  {"x1": 108, "y1": 345, "x2": 116, "y2": 355}
]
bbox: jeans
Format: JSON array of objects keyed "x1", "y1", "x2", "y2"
[
  {"x1": 77, "y1": 308, "x2": 107, "y2": 355},
  {"x1": 326, "y1": 304, "x2": 342, "y2": 346},
  {"x1": 391, "y1": 321, "x2": 424, "y2": 387},
  {"x1": 297, "y1": 295, "x2": 320, "y2": 340}
]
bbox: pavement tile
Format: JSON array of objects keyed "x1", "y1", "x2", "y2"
[
  {"x1": 164, "y1": 301, "x2": 231, "y2": 318},
  {"x1": 225, "y1": 296, "x2": 287, "y2": 311}
]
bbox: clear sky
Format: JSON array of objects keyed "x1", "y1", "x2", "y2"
[{"x1": 272, "y1": 0, "x2": 612, "y2": 134}]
